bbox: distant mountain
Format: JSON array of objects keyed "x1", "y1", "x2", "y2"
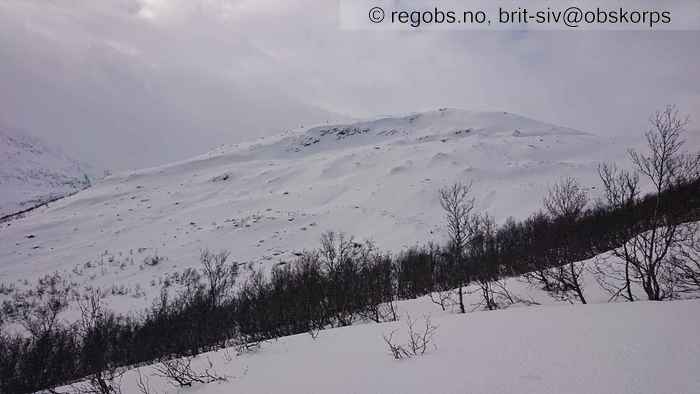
[{"x1": 0, "y1": 124, "x2": 92, "y2": 217}]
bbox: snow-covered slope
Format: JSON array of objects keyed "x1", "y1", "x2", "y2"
[
  {"x1": 107, "y1": 299, "x2": 700, "y2": 394},
  {"x1": 0, "y1": 124, "x2": 92, "y2": 218},
  {"x1": 0, "y1": 109, "x2": 648, "y2": 310}
]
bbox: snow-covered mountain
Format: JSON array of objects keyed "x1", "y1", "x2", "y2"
[
  {"x1": 0, "y1": 109, "x2": 646, "y2": 311},
  {"x1": 0, "y1": 124, "x2": 92, "y2": 218}
]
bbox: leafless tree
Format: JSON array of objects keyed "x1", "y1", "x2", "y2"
[
  {"x1": 361, "y1": 299, "x2": 399, "y2": 324},
  {"x1": 527, "y1": 263, "x2": 588, "y2": 304},
  {"x1": 469, "y1": 278, "x2": 537, "y2": 310},
  {"x1": 598, "y1": 163, "x2": 640, "y2": 210},
  {"x1": 72, "y1": 289, "x2": 123, "y2": 394},
  {"x1": 523, "y1": 269, "x2": 556, "y2": 293},
  {"x1": 542, "y1": 177, "x2": 589, "y2": 304},
  {"x1": 629, "y1": 106, "x2": 699, "y2": 192},
  {"x1": 439, "y1": 182, "x2": 475, "y2": 313},
  {"x1": 627, "y1": 105, "x2": 699, "y2": 300},
  {"x1": 598, "y1": 105, "x2": 700, "y2": 300},
  {"x1": 382, "y1": 314, "x2": 438, "y2": 360},
  {"x1": 222, "y1": 329, "x2": 262, "y2": 356},
  {"x1": 428, "y1": 289, "x2": 456, "y2": 312},
  {"x1": 319, "y1": 231, "x2": 354, "y2": 272},
  {"x1": 12, "y1": 272, "x2": 71, "y2": 340},
  {"x1": 154, "y1": 356, "x2": 226, "y2": 387},
  {"x1": 200, "y1": 250, "x2": 238, "y2": 308},
  {"x1": 594, "y1": 164, "x2": 641, "y2": 301},
  {"x1": 76, "y1": 289, "x2": 104, "y2": 334},
  {"x1": 427, "y1": 244, "x2": 457, "y2": 311},
  {"x1": 467, "y1": 212, "x2": 501, "y2": 310},
  {"x1": 543, "y1": 176, "x2": 589, "y2": 220},
  {"x1": 670, "y1": 224, "x2": 700, "y2": 295},
  {"x1": 318, "y1": 231, "x2": 375, "y2": 326}
]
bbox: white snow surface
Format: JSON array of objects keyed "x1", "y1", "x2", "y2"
[
  {"x1": 0, "y1": 124, "x2": 91, "y2": 217},
  {"x1": 108, "y1": 299, "x2": 700, "y2": 394},
  {"x1": 0, "y1": 108, "x2": 676, "y2": 311}
]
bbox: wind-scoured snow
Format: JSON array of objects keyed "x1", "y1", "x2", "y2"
[
  {"x1": 0, "y1": 124, "x2": 92, "y2": 218},
  {"x1": 0, "y1": 109, "x2": 659, "y2": 310}
]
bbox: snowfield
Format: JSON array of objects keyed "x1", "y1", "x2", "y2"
[
  {"x1": 0, "y1": 109, "x2": 638, "y2": 311},
  {"x1": 110, "y1": 299, "x2": 700, "y2": 394}
]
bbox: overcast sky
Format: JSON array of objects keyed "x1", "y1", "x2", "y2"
[{"x1": 1, "y1": 0, "x2": 698, "y2": 170}]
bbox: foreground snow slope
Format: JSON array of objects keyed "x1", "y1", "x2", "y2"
[
  {"x1": 0, "y1": 124, "x2": 91, "y2": 217},
  {"x1": 0, "y1": 109, "x2": 657, "y2": 310},
  {"x1": 115, "y1": 299, "x2": 700, "y2": 394}
]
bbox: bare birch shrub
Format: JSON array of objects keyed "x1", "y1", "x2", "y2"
[
  {"x1": 383, "y1": 314, "x2": 438, "y2": 360},
  {"x1": 154, "y1": 356, "x2": 226, "y2": 387}
]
